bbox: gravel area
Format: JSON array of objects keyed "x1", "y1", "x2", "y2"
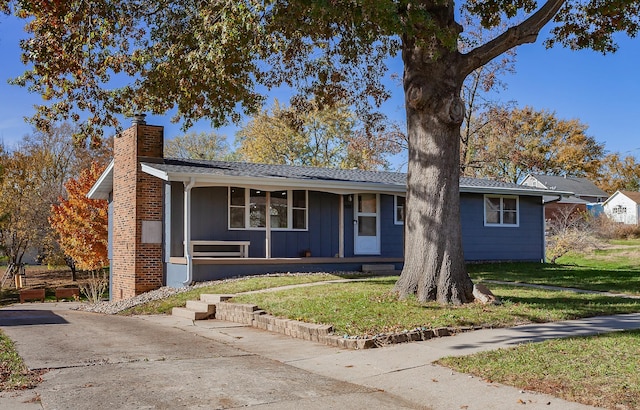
[{"x1": 75, "y1": 272, "x2": 363, "y2": 315}]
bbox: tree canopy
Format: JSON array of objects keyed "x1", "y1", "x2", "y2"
[
  {"x1": 4, "y1": 1, "x2": 638, "y2": 142},
  {"x1": 467, "y1": 106, "x2": 605, "y2": 183},
  {"x1": 165, "y1": 131, "x2": 235, "y2": 161},
  {"x1": 4, "y1": 0, "x2": 639, "y2": 304},
  {"x1": 0, "y1": 123, "x2": 111, "y2": 268},
  {"x1": 236, "y1": 99, "x2": 403, "y2": 170},
  {"x1": 50, "y1": 162, "x2": 109, "y2": 271}
]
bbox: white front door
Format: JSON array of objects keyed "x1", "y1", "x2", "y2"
[{"x1": 354, "y1": 193, "x2": 380, "y2": 255}]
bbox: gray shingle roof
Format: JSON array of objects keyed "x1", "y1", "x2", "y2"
[
  {"x1": 142, "y1": 159, "x2": 561, "y2": 195},
  {"x1": 527, "y1": 174, "x2": 609, "y2": 197}
]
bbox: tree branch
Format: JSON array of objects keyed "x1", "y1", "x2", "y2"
[{"x1": 460, "y1": 0, "x2": 567, "y2": 77}]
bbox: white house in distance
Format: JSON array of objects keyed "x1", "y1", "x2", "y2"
[{"x1": 603, "y1": 191, "x2": 640, "y2": 225}]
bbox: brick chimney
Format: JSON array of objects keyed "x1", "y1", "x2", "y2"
[{"x1": 111, "y1": 115, "x2": 164, "y2": 300}]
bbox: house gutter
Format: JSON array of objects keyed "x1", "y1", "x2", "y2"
[{"x1": 183, "y1": 177, "x2": 196, "y2": 286}]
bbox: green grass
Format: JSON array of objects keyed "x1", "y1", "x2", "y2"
[
  {"x1": 608, "y1": 238, "x2": 640, "y2": 246},
  {"x1": 121, "y1": 273, "x2": 345, "y2": 315},
  {"x1": 468, "y1": 260, "x2": 640, "y2": 295},
  {"x1": 0, "y1": 330, "x2": 40, "y2": 390},
  {"x1": 438, "y1": 330, "x2": 640, "y2": 409},
  {"x1": 232, "y1": 279, "x2": 640, "y2": 336}
]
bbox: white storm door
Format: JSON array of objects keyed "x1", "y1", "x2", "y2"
[{"x1": 354, "y1": 193, "x2": 380, "y2": 255}]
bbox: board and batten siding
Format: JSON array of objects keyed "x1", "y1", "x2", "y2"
[
  {"x1": 379, "y1": 194, "x2": 404, "y2": 257},
  {"x1": 167, "y1": 181, "x2": 184, "y2": 259},
  {"x1": 460, "y1": 193, "x2": 545, "y2": 262}
]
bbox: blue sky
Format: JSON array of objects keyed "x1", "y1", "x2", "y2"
[{"x1": 1, "y1": 13, "x2": 639, "y2": 162}]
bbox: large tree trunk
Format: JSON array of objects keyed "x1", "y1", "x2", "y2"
[{"x1": 393, "y1": 16, "x2": 474, "y2": 304}]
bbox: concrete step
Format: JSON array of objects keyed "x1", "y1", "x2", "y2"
[
  {"x1": 200, "y1": 294, "x2": 235, "y2": 304},
  {"x1": 171, "y1": 307, "x2": 212, "y2": 320},
  {"x1": 186, "y1": 300, "x2": 216, "y2": 315}
]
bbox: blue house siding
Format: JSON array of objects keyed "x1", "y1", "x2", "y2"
[
  {"x1": 380, "y1": 194, "x2": 404, "y2": 258},
  {"x1": 166, "y1": 263, "x2": 188, "y2": 288},
  {"x1": 163, "y1": 189, "x2": 544, "y2": 287},
  {"x1": 460, "y1": 193, "x2": 544, "y2": 261},
  {"x1": 188, "y1": 187, "x2": 341, "y2": 258},
  {"x1": 168, "y1": 181, "x2": 184, "y2": 258},
  {"x1": 343, "y1": 197, "x2": 355, "y2": 257},
  {"x1": 189, "y1": 260, "x2": 403, "y2": 283}
]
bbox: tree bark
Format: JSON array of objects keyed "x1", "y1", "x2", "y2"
[
  {"x1": 393, "y1": 0, "x2": 566, "y2": 304},
  {"x1": 393, "y1": 26, "x2": 474, "y2": 304}
]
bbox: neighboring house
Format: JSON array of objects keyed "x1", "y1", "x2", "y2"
[
  {"x1": 89, "y1": 119, "x2": 567, "y2": 301},
  {"x1": 602, "y1": 191, "x2": 640, "y2": 225},
  {"x1": 520, "y1": 174, "x2": 609, "y2": 220}
]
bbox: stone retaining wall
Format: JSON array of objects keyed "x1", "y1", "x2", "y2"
[{"x1": 214, "y1": 300, "x2": 461, "y2": 350}]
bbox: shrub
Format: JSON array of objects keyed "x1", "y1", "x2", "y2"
[
  {"x1": 593, "y1": 215, "x2": 640, "y2": 240},
  {"x1": 546, "y1": 206, "x2": 599, "y2": 263}
]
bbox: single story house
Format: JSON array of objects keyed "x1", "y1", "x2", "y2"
[
  {"x1": 520, "y1": 174, "x2": 609, "y2": 220},
  {"x1": 89, "y1": 119, "x2": 569, "y2": 301},
  {"x1": 602, "y1": 191, "x2": 640, "y2": 225}
]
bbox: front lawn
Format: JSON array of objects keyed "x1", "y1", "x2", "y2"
[
  {"x1": 439, "y1": 329, "x2": 640, "y2": 409},
  {"x1": 122, "y1": 273, "x2": 345, "y2": 315},
  {"x1": 469, "y1": 239, "x2": 640, "y2": 295},
  {"x1": 232, "y1": 278, "x2": 640, "y2": 336}
]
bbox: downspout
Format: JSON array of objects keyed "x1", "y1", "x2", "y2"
[{"x1": 183, "y1": 177, "x2": 196, "y2": 286}]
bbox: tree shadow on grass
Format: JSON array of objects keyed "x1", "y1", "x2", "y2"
[{"x1": 469, "y1": 262, "x2": 640, "y2": 295}]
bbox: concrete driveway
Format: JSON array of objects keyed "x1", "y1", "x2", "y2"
[{"x1": 0, "y1": 303, "x2": 419, "y2": 409}]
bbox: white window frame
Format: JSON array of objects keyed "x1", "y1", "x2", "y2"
[
  {"x1": 228, "y1": 187, "x2": 247, "y2": 229},
  {"x1": 394, "y1": 195, "x2": 405, "y2": 225},
  {"x1": 228, "y1": 187, "x2": 308, "y2": 231},
  {"x1": 612, "y1": 205, "x2": 627, "y2": 215},
  {"x1": 484, "y1": 195, "x2": 519, "y2": 227}
]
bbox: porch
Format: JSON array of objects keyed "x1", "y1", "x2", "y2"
[{"x1": 165, "y1": 256, "x2": 403, "y2": 287}]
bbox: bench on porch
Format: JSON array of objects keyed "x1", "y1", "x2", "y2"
[{"x1": 190, "y1": 240, "x2": 250, "y2": 258}]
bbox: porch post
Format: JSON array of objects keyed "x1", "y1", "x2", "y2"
[
  {"x1": 265, "y1": 192, "x2": 271, "y2": 258},
  {"x1": 339, "y1": 195, "x2": 344, "y2": 258},
  {"x1": 183, "y1": 178, "x2": 195, "y2": 285}
]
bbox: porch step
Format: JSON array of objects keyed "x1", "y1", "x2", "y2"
[
  {"x1": 171, "y1": 307, "x2": 213, "y2": 320},
  {"x1": 199, "y1": 294, "x2": 234, "y2": 304},
  {"x1": 186, "y1": 300, "x2": 216, "y2": 315},
  {"x1": 361, "y1": 264, "x2": 396, "y2": 272},
  {"x1": 171, "y1": 294, "x2": 237, "y2": 321}
]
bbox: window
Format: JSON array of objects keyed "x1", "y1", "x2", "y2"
[
  {"x1": 249, "y1": 189, "x2": 267, "y2": 228},
  {"x1": 484, "y1": 195, "x2": 519, "y2": 226},
  {"x1": 613, "y1": 205, "x2": 627, "y2": 214},
  {"x1": 395, "y1": 196, "x2": 405, "y2": 225},
  {"x1": 229, "y1": 187, "x2": 307, "y2": 230},
  {"x1": 292, "y1": 190, "x2": 307, "y2": 229},
  {"x1": 229, "y1": 187, "x2": 246, "y2": 228},
  {"x1": 270, "y1": 190, "x2": 288, "y2": 228}
]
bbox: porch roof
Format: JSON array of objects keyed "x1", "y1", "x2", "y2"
[{"x1": 88, "y1": 158, "x2": 571, "y2": 199}]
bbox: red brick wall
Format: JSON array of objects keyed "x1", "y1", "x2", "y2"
[{"x1": 112, "y1": 124, "x2": 164, "y2": 300}]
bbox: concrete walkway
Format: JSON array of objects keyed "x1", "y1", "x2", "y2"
[{"x1": 3, "y1": 300, "x2": 639, "y2": 409}]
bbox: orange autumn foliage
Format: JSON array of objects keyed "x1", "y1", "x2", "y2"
[{"x1": 50, "y1": 162, "x2": 108, "y2": 271}]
